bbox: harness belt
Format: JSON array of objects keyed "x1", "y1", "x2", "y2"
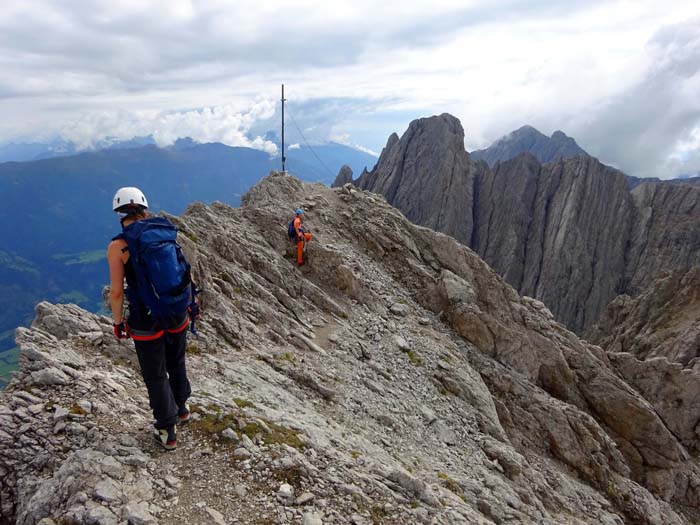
[{"x1": 130, "y1": 315, "x2": 190, "y2": 341}]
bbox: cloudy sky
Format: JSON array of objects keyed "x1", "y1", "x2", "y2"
[{"x1": 0, "y1": 0, "x2": 699, "y2": 178}]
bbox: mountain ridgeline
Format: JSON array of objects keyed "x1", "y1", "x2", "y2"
[
  {"x1": 4, "y1": 172, "x2": 700, "y2": 524},
  {"x1": 0, "y1": 139, "x2": 376, "y2": 358},
  {"x1": 470, "y1": 124, "x2": 588, "y2": 166},
  {"x1": 352, "y1": 114, "x2": 700, "y2": 333}
]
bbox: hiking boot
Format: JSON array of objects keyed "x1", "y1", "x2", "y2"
[
  {"x1": 154, "y1": 426, "x2": 177, "y2": 450},
  {"x1": 177, "y1": 404, "x2": 191, "y2": 425}
]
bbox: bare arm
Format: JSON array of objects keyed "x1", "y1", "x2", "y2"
[{"x1": 107, "y1": 240, "x2": 126, "y2": 323}]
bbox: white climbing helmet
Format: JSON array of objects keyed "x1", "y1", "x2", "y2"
[{"x1": 112, "y1": 187, "x2": 148, "y2": 212}]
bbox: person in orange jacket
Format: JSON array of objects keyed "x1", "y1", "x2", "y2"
[{"x1": 293, "y1": 208, "x2": 312, "y2": 266}]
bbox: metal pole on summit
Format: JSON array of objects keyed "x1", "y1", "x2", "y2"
[{"x1": 281, "y1": 84, "x2": 286, "y2": 173}]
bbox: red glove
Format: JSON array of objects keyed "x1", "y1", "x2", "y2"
[{"x1": 113, "y1": 321, "x2": 130, "y2": 340}]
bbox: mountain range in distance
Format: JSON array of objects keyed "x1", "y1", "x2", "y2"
[
  {"x1": 0, "y1": 137, "x2": 377, "y2": 360},
  {"x1": 349, "y1": 113, "x2": 700, "y2": 341},
  {"x1": 470, "y1": 124, "x2": 589, "y2": 166}
]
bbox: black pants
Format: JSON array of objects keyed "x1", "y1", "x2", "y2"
[{"x1": 134, "y1": 330, "x2": 191, "y2": 429}]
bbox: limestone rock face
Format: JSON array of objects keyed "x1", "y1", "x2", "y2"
[
  {"x1": 358, "y1": 113, "x2": 700, "y2": 335},
  {"x1": 588, "y1": 267, "x2": 700, "y2": 365},
  {"x1": 625, "y1": 181, "x2": 700, "y2": 295},
  {"x1": 1, "y1": 172, "x2": 700, "y2": 524},
  {"x1": 476, "y1": 154, "x2": 635, "y2": 332},
  {"x1": 355, "y1": 113, "x2": 487, "y2": 245},
  {"x1": 471, "y1": 125, "x2": 589, "y2": 166},
  {"x1": 331, "y1": 165, "x2": 353, "y2": 188}
]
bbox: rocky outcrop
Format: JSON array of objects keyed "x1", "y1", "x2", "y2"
[
  {"x1": 587, "y1": 267, "x2": 700, "y2": 365},
  {"x1": 2, "y1": 172, "x2": 700, "y2": 524},
  {"x1": 355, "y1": 114, "x2": 487, "y2": 245},
  {"x1": 475, "y1": 154, "x2": 634, "y2": 331},
  {"x1": 358, "y1": 114, "x2": 700, "y2": 335},
  {"x1": 471, "y1": 125, "x2": 588, "y2": 166},
  {"x1": 331, "y1": 165, "x2": 353, "y2": 188},
  {"x1": 625, "y1": 181, "x2": 700, "y2": 295}
]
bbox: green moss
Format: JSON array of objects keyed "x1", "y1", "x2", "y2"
[
  {"x1": 191, "y1": 410, "x2": 237, "y2": 435},
  {"x1": 182, "y1": 231, "x2": 198, "y2": 243},
  {"x1": 606, "y1": 480, "x2": 626, "y2": 503},
  {"x1": 69, "y1": 403, "x2": 88, "y2": 416},
  {"x1": 112, "y1": 357, "x2": 131, "y2": 367},
  {"x1": 267, "y1": 421, "x2": 305, "y2": 449},
  {"x1": 437, "y1": 472, "x2": 462, "y2": 495},
  {"x1": 243, "y1": 420, "x2": 305, "y2": 449},
  {"x1": 241, "y1": 421, "x2": 265, "y2": 438},
  {"x1": 206, "y1": 403, "x2": 222, "y2": 413},
  {"x1": 350, "y1": 450, "x2": 361, "y2": 459},
  {"x1": 191, "y1": 403, "x2": 304, "y2": 450},
  {"x1": 370, "y1": 505, "x2": 388, "y2": 524},
  {"x1": 277, "y1": 352, "x2": 296, "y2": 363},
  {"x1": 186, "y1": 343, "x2": 201, "y2": 355},
  {"x1": 233, "y1": 398, "x2": 256, "y2": 409},
  {"x1": 407, "y1": 350, "x2": 423, "y2": 366}
]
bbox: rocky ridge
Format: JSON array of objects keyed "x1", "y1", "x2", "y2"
[
  {"x1": 470, "y1": 125, "x2": 588, "y2": 167},
  {"x1": 587, "y1": 267, "x2": 700, "y2": 365},
  {"x1": 356, "y1": 114, "x2": 700, "y2": 334},
  {"x1": 331, "y1": 166, "x2": 353, "y2": 188},
  {"x1": 2, "y1": 172, "x2": 700, "y2": 524}
]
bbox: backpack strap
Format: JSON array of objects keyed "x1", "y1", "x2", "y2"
[{"x1": 111, "y1": 232, "x2": 129, "y2": 253}]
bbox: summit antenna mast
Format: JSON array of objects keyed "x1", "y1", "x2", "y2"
[{"x1": 281, "y1": 84, "x2": 286, "y2": 173}]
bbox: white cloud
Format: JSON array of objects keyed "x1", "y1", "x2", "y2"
[
  {"x1": 0, "y1": 1, "x2": 698, "y2": 176},
  {"x1": 288, "y1": 143, "x2": 301, "y2": 150},
  {"x1": 329, "y1": 133, "x2": 379, "y2": 157},
  {"x1": 55, "y1": 100, "x2": 278, "y2": 153},
  {"x1": 351, "y1": 144, "x2": 380, "y2": 157}
]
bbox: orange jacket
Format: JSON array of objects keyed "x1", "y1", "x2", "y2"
[{"x1": 293, "y1": 216, "x2": 303, "y2": 238}]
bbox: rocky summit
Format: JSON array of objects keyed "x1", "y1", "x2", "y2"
[
  {"x1": 331, "y1": 165, "x2": 354, "y2": 188},
  {"x1": 356, "y1": 113, "x2": 700, "y2": 335},
  {"x1": 470, "y1": 125, "x2": 588, "y2": 167},
  {"x1": 2, "y1": 172, "x2": 700, "y2": 524}
]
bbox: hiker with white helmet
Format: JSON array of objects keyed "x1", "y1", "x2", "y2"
[{"x1": 107, "y1": 187, "x2": 197, "y2": 450}]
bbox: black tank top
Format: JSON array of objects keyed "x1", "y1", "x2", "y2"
[{"x1": 123, "y1": 257, "x2": 153, "y2": 330}]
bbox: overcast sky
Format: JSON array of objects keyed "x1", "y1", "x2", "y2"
[{"x1": 0, "y1": 0, "x2": 698, "y2": 178}]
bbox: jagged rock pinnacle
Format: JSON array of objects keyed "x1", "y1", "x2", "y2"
[{"x1": 331, "y1": 165, "x2": 353, "y2": 188}]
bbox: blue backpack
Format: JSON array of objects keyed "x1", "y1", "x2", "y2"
[
  {"x1": 288, "y1": 220, "x2": 297, "y2": 241},
  {"x1": 122, "y1": 217, "x2": 191, "y2": 321}
]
